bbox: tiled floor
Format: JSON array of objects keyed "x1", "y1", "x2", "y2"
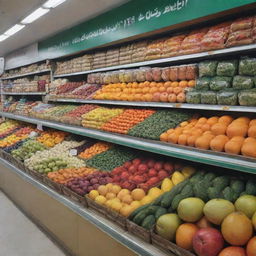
[{"x1": 0, "y1": 191, "x2": 66, "y2": 256}]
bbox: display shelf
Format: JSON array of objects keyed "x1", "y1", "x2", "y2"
[
  {"x1": 1, "y1": 111, "x2": 255, "y2": 174},
  {"x1": 53, "y1": 44, "x2": 256, "y2": 78},
  {"x1": 1, "y1": 69, "x2": 51, "y2": 80},
  {"x1": 47, "y1": 97, "x2": 256, "y2": 113},
  {"x1": 0, "y1": 157, "x2": 170, "y2": 256},
  {"x1": 2, "y1": 92, "x2": 47, "y2": 96}
]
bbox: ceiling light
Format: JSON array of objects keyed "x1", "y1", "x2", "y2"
[
  {"x1": 4, "y1": 24, "x2": 25, "y2": 36},
  {"x1": 43, "y1": 0, "x2": 66, "y2": 8},
  {"x1": 0, "y1": 34, "x2": 9, "y2": 42},
  {"x1": 21, "y1": 7, "x2": 50, "y2": 24}
]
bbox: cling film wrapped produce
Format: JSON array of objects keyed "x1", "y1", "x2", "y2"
[
  {"x1": 199, "y1": 60, "x2": 218, "y2": 77},
  {"x1": 195, "y1": 77, "x2": 211, "y2": 90},
  {"x1": 232, "y1": 75, "x2": 254, "y2": 90},
  {"x1": 200, "y1": 91, "x2": 217, "y2": 104},
  {"x1": 216, "y1": 60, "x2": 238, "y2": 77},
  {"x1": 209, "y1": 76, "x2": 232, "y2": 91},
  {"x1": 238, "y1": 89, "x2": 256, "y2": 106},
  {"x1": 239, "y1": 57, "x2": 256, "y2": 76},
  {"x1": 217, "y1": 89, "x2": 238, "y2": 105},
  {"x1": 186, "y1": 89, "x2": 201, "y2": 104}
]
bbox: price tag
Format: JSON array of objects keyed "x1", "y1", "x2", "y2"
[
  {"x1": 222, "y1": 106, "x2": 230, "y2": 110},
  {"x1": 174, "y1": 103, "x2": 182, "y2": 108},
  {"x1": 29, "y1": 131, "x2": 38, "y2": 138},
  {"x1": 37, "y1": 123, "x2": 43, "y2": 131},
  {"x1": 69, "y1": 149, "x2": 78, "y2": 156}
]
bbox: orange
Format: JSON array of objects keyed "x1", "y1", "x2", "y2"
[
  {"x1": 176, "y1": 92, "x2": 186, "y2": 103},
  {"x1": 218, "y1": 115, "x2": 233, "y2": 125},
  {"x1": 201, "y1": 123, "x2": 211, "y2": 132},
  {"x1": 167, "y1": 94, "x2": 177, "y2": 103},
  {"x1": 249, "y1": 119, "x2": 256, "y2": 127},
  {"x1": 221, "y1": 212, "x2": 253, "y2": 246},
  {"x1": 195, "y1": 135, "x2": 214, "y2": 150},
  {"x1": 207, "y1": 116, "x2": 219, "y2": 125},
  {"x1": 246, "y1": 236, "x2": 256, "y2": 256},
  {"x1": 179, "y1": 80, "x2": 188, "y2": 88},
  {"x1": 234, "y1": 117, "x2": 250, "y2": 125},
  {"x1": 224, "y1": 139, "x2": 243, "y2": 155},
  {"x1": 171, "y1": 81, "x2": 179, "y2": 87},
  {"x1": 248, "y1": 125, "x2": 256, "y2": 138},
  {"x1": 241, "y1": 138, "x2": 256, "y2": 158},
  {"x1": 210, "y1": 135, "x2": 229, "y2": 152},
  {"x1": 178, "y1": 134, "x2": 188, "y2": 145},
  {"x1": 218, "y1": 246, "x2": 246, "y2": 256},
  {"x1": 160, "y1": 133, "x2": 168, "y2": 142},
  {"x1": 176, "y1": 223, "x2": 199, "y2": 251},
  {"x1": 187, "y1": 135, "x2": 199, "y2": 147},
  {"x1": 211, "y1": 123, "x2": 227, "y2": 135},
  {"x1": 197, "y1": 117, "x2": 208, "y2": 124},
  {"x1": 168, "y1": 133, "x2": 179, "y2": 144},
  {"x1": 158, "y1": 86, "x2": 166, "y2": 93},
  {"x1": 226, "y1": 124, "x2": 248, "y2": 138},
  {"x1": 188, "y1": 80, "x2": 195, "y2": 87}
]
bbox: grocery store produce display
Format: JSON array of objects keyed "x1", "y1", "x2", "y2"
[
  {"x1": 160, "y1": 115, "x2": 256, "y2": 158},
  {"x1": 0, "y1": 117, "x2": 255, "y2": 255}
]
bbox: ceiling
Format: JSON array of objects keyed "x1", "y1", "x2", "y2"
[{"x1": 0, "y1": 0, "x2": 128, "y2": 56}]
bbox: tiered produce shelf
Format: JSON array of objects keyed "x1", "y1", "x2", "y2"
[
  {"x1": 1, "y1": 111, "x2": 255, "y2": 174},
  {"x1": 46, "y1": 97, "x2": 256, "y2": 113},
  {"x1": 1, "y1": 69, "x2": 51, "y2": 80},
  {"x1": 53, "y1": 44, "x2": 256, "y2": 78}
]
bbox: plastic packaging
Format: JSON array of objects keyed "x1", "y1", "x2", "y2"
[
  {"x1": 169, "y1": 67, "x2": 178, "y2": 81},
  {"x1": 238, "y1": 89, "x2": 256, "y2": 106},
  {"x1": 200, "y1": 91, "x2": 217, "y2": 104},
  {"x1": 145, "y1": 68, "x2": 153, "y2": 81},
  {"x1": 186, "y1": 65, "x2": 197, "y2": 80},
  {"x1": 152, "y1": 68, "x2": 162, "y2": 82},
  {"x1": 226, "y1": 29, "x2": 253, "y2": 47},
  {"x1": 209, "y1": 76, "x2": 232, "y2": 91},
  {"x1": 186, "y1": 89, "x2": 201, "y2": 104},
  {"x1": 178, "y1": 66, "x2": 187, "y2": 80},
  {"x1": 136, "y1": 68, "x2": 147, "y2": 82},
  {"x1": 123, "y1": 70, "x2": 135, "y2": 83},
  {"x1": 232, "y1": 75, "x2": 254, "y2": 90},
  {"x1": 216, "y1": 60, "x2": 238, "y2": 77},
  {"x1": 217, "y1": 89, "x2": 238, "y2": 105},
  {"x1": 230, "y1": 17, "x2": 254, "y2": 32},
  {"x1": 195, "y1": 77, "x2": 211, "y2": 90},
  {"x1": 161, "y1": 68, "x2": 170, "y2": 81},
  {"x1": 199, "y1": 61, "x2": 218, "y2": 77},
  {"x1": 239, "y1": 57, "x2": 256, "y2": 76}
]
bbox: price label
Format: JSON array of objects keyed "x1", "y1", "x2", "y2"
[
  {"x1": 29, "y1": 131, "x2": 38, "y2": 138},
  {"x1": 69, "y1": 149, "x2": 78, "y2": 156},
  {"x1": 222, "y1": 106, "x2": 230, "y2": 110},
  {"x1": 174, "y1": 103, "x2": 182, "y2": 108},
  {"x1": 37, "y1": 123, "x2": 43, "y2": 131}
]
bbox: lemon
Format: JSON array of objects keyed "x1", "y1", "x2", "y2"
[
  {"x1": 172, "y1": 171, "x2": 185, "y2": 185},
  {"x1": 161, "y1": 178, "x2": 174, "y2": 192}
]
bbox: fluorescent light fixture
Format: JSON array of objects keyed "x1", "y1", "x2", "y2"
[
  {"x1": 0, "y1": 34, "x2": 9, "y2": 42},
  {"x1": 4, "y1": 24, "x2": 25, "y2": 36},
  {"x1": 21, "y1": 7, "x2": 49, "y2": 24},
  {"x1": 43, "y1": 0, "x2": 66, "y2": 8}
]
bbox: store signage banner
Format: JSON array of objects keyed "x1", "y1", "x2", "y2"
[{"x1": 38, "y1": 0, "x2": 255, "y2": 59}]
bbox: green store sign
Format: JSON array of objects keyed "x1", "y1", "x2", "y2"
[{"x1": 38, "y1": 0, "x2": 256, "y2": 59}]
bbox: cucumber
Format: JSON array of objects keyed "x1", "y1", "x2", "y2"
[
  {"x1": 128, "y1": 204, "x2": 149, "y2": 220},
  {"x1": 145, "y1": 205, "x2": 160, "y2": 215},
  {"x1": 160, "y1": 179, "x2": 189, "y2": 208},
  {"x1": 152, "y1": 193, "x2": 166, "y2": 206},
  {"x1": 133, "y1": 210, "x2": 148, "y2": 225},
  {"x1": 154, "y1": 207, "x2": 167, "y2": 220},
  {"x1": 141, "y1": 215, "x2": 156, "y2": 230}
]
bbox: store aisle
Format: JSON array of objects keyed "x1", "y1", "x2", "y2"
[{"x1": 0, "y1": 191, "x2": 66, "y2": 256}]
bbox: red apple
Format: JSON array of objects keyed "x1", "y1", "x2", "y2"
[
  {"x1": 158, "y1": 170, "x2": 169, "y2": 179},
  {"x1": 147, "y1": 159, "x2": 156, "y2": 168},
  {"x1": 128, "y1": 165, "x2": 137, "y2": 173},
  {"x1": 123, "y1": 161, "x2": 132, "y2": 169},
  {"x1": 147, "y1": 177, "x2": 159, "y2": 186},
  {"x1": 163, "y1": 162, "x2": 174, "y2": 173},
  {"x1": 138, "y1": 183, "x2": 149, "y2": 191},
  {"x1": 148, "y1": 168, "x2": 158, "y2": 177},
  {"x1": 154, "y1": 161, "x2": 163, "y2": 171},
  {"x1": 132, "y1": 158, "x2": 141, "y2": 165},
  {"x1": 133, "y1": 175, "x2": 146, "y2": 184},
  {"x1": 121, "y1": 171, "x2": 129, "y2": 180},
  {"x1": 193, "y1": 228, "x2": 224, "y2": 256},
  {"x1": 137, "y1": 164, "x2": 148, "y2": 174}
]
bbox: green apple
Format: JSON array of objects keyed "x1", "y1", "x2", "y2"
[
  {"x1": 235, "y1": 195, "x2": 256, "y2": 218},
  {"x1": 156, "y1": 213, "x2": 181, "y2": 241}
]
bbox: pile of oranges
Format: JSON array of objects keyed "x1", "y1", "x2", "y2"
[
  {"x1": 47, "y1": 167, "x2": 96, "y2": 184},
  {"x1": 79, "y1": 142, "x2": 111, "y2": 159},
  {"x1": 101, "y1": 109, "x2": 155, "y2": 134},
  {"x1": 93, "y1": 80, "x2": 195, "y2": 103},
  {"x1": 160, "y1": 115, "x2": 256, "y2": 158},
  {"x1": 37, "y1": 130, "x2": 67, "y2": 147}
]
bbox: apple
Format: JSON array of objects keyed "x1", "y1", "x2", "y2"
[
  {"x1": 148, "y1": 168, "x2": 158, "y2": 177},
  {"x1": 147, "y1": 159, "x2": 156, "y2": 168},
  {"x1": 163, "y1": 162, "x2": 174, "y2": 173},
  {"x1": 154, "y1": 161, "x2": 163, "y2": 171},
  {"x1": 128, "y1": 165, "x2": 137, "y2": 173},
  {"x1": 132, "y1": 158, "x2": 141, "y2": 165},
  {"x1": 193, "y1": 228, "x2": 224, "y2": 256},
  {"x1": 158, "y1": 170, "x2": 169, "y2": 179},
  {"x1": 137, "y1": 164, "x2": 148, "y2": 173},
  {"x1": 123, "y1": 161, "x2": 132, "y2": 169},
  {"x1": 147, "y1": 177, "x2": 159, "y2": 186},
  {"x1": 121, "y1": 171, "x2": 129, "y2": 180}
]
